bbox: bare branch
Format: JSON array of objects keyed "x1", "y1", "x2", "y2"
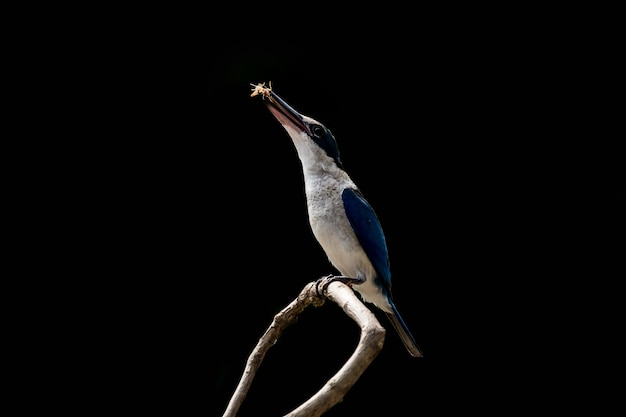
[
  {"x1": 221, "y1": 277, "x2": 386, "y2": 417},
  {"x1": 284, "y1": 280, "x2": 385, "y2": 417}
]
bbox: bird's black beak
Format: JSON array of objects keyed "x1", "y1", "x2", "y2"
[{"x1": 264, "y1": 90, "x2": 308, "y2": 134}]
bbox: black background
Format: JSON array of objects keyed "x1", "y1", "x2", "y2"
[{"x1": 28, "y1": 8, "x2": 624, "y2": 416}]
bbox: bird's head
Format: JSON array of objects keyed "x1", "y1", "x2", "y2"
[{"x1": 262, "y1": 88, "x2": 344, "y2": 171}]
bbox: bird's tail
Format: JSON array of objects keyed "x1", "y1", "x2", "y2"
[{"x1": 385, "y1": 303, "x2": 423, "y2": 358}]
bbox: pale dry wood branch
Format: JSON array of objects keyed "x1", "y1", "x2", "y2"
[
  {"x1": 221, "y1": 276, "x2": 386, "y2": 417},
  {"x1": 284, "y1": 280, "x2": 386, "y2": 417},
  {"x1": 221, "y1": 280, "x2": 323, "y2": 417}
]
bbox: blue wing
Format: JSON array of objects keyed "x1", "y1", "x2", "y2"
[{"x1": 342, "y1": 188, "x2": 392, "y2": 287}]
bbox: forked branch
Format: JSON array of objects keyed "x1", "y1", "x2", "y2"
[{"x1": 221, "y1": 277, "x2": 386, "y2": 417}]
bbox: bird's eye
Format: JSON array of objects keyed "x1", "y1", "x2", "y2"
[{"x1": 311, "y1": 125, "x2": 325, "y2": 138}]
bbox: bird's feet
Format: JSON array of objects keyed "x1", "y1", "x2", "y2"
[{"x1": 315, "y1": 274, "x2": 363, "y2": 297}]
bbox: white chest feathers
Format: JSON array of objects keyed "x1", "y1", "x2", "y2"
[{"x1": 303, "y1": 172, "x2": 388, "y2": 310}]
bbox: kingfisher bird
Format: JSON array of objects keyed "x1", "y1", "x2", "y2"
[{"x1": 254, "y1": 84, "x2": 423, "y2": 358}]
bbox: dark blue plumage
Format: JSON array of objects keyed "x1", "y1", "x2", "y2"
[{"x1": 342, "y1": 188, "x2": 391, "y2": 287}]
